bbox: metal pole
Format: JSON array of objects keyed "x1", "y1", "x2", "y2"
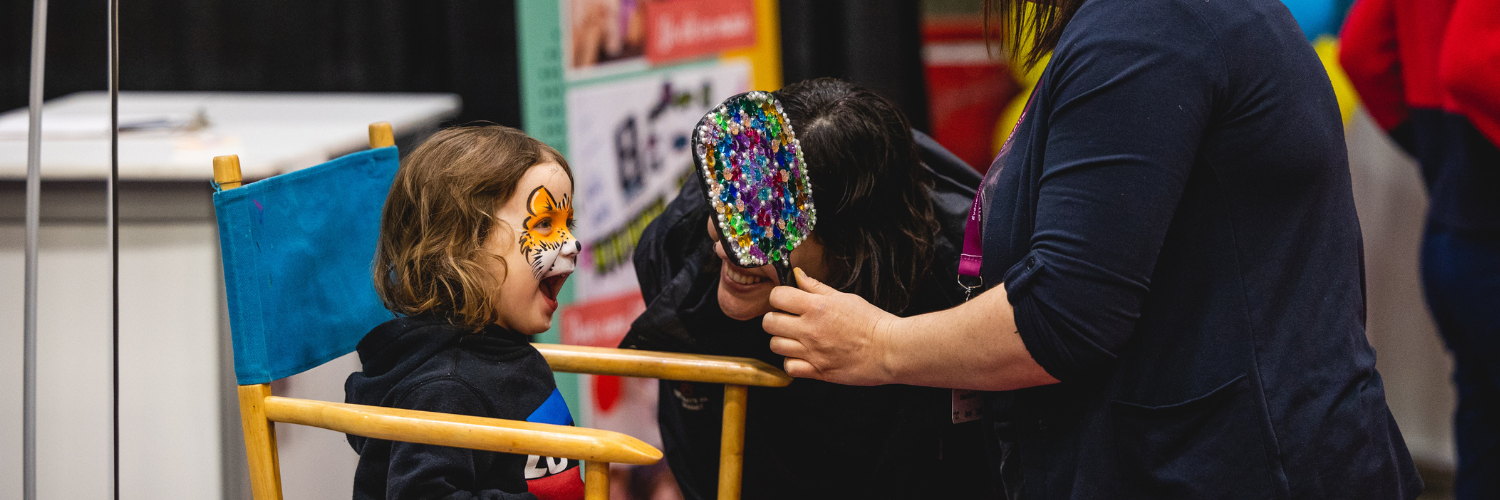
[
  {"x1": 108, "y1": 0, "x2": 121, "y2": 498},
  {"x1": 23, "y1": 0, "x2": 49, "y2": 499}
]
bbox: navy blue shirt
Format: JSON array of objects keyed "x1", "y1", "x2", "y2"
[
  {"x1": 978, "y1": 0, "x2": 1422, "y2": 497},
  {"x1": 345, "y1": 317, "x2": 584, "y2": 500}
]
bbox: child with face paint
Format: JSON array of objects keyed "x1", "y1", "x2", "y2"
[{"x1": 345, "y1": 125, "x2": 586, "y2": 500}]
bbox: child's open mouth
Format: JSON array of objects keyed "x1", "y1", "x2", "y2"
[{"x1": 539, "y1": 274, "x2": 568, "y2": 305}]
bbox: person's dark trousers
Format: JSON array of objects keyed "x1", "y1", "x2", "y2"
[{"x1": 1422, "y1": 224, "x2": 1500, "y2": 499}]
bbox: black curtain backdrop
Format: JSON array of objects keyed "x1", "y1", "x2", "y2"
[
  {"x1": 780, "y1": 0, "x2": 930, "y2": 132},
  {"x1": 1, "y1": 0, "x2": 925, "y2": 135},
  {"x1": 1, "y1": 0, "x2": 521, "y2": 125}
]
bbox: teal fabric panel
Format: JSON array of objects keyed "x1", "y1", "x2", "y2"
[{"x1": 215, "y1": 146, "x2": 399, "y2": 385}]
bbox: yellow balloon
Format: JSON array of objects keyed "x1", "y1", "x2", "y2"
[
  {"x1": 993, "y1": 52, "x2": 1049, "y2": 156},
  {"x1": 1315, "y1": 35, "x2": 1361, "y2": 125}
]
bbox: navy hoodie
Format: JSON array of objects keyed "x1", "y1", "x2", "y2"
[{"x1": 345, "y1": 316, "x2": 584, "y2": 500}]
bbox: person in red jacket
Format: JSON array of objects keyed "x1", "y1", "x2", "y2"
[{"x1": 1342, "y1": 2, "x2": 1500, "y2": 498}]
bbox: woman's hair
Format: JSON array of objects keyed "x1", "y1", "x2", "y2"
[
  {"x1": 985, "y1": 0, "x2": 1084, "y2": 70},
  {"x1": 374, "y1": 124, "x2": 573, "y2": 331},
  {"x1": 773, "y1": 78, "x2": 939, "y2": 314}
]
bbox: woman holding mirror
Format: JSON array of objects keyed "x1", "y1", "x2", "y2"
[{"x1": 761, "y1": 0, "x2": 1423, "y2": 498}]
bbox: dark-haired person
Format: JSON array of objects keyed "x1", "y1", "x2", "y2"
[
  {"x1": 760, "y1": 0, "x2": 1423, "y2": 498},
  {"x1": 620, "y1": 78, "x2": 993, "y2": 499}
]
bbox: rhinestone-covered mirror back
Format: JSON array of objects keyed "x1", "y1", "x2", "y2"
[{"x1": 693, "y1": 91, "x2": 817, "y2": 268}]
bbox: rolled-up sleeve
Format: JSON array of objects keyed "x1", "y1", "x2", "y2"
[{"x1": 1005, "y1": 9, "x2": 1226, "y2": 383}]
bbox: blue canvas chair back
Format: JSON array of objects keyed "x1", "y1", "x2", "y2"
[{"x1": 214, "y1": 146, "x2": 399, "y2": 385}]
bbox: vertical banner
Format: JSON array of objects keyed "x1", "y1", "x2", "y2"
[{"x1": 516, "y1": 0, "x2": 782, "y2": 478}]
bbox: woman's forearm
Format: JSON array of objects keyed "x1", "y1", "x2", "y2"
[
  {"x1": 880, "y1": 285, "x2": 1060, "y2": 391},
  {"x1": 764, "y1": 269, "x2": 1059, "y2": 390}
]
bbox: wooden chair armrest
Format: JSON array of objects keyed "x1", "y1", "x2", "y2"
[
  {"x1": 533, "y1": 344, "x2": 793, "y2": 388},
  {"x1": 261, "y1": 396, "x2": 661, "y2": 465}
]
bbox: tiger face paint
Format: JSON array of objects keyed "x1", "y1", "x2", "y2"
[
  {"x1": 518, "y1": 186, "x2": 582, "y2": 280},
  {"x1": 481, "y1": 161, "x2": 579, "y2": 335}
]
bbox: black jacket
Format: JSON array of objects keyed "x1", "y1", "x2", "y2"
[
  {"x1": 621, "y1": 131, "x2": 996, "y2": 500},
  {"x1": 345, "y1": 316, "x2": 584, "y2": 500},
  {"x1": 979, "y1": 0, "x2": 1421, "y2": 497}
]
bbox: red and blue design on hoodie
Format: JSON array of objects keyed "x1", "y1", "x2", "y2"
[
  {"x1": 521, "y1": 389, "x2": 586, "y2": 499},
  {"x1": 346, "y1": 316, "x2": 585, "y2": 500}
]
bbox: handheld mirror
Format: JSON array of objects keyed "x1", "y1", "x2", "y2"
[{"x1": 693, "y1": 91, "x2": 817, "y2": 287}]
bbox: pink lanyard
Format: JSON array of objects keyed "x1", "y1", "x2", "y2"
[
  {"x1": 958, "y1": 87, "x2": 1037, "y2": 300},
  {"x1": 958, "y1": 193, "x2": 986, "y2": 300}
]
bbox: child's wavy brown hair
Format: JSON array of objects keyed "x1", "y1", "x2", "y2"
[{"x1": 374, "y1": 125, "x2": 572, "y2": 331}]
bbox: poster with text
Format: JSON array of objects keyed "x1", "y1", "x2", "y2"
[
  {"x1": 566, "y1": 61, "x2": 750, "y2": 302},
  {"x1": 563, "y1": 0, "x2": 758, "y2": 80}
]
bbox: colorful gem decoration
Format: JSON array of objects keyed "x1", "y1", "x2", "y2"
[{"x1": 693, "y1": 91, "x2": 816, "y2": 281}]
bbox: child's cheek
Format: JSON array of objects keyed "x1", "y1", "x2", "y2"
[
  {"x1": 495, "y1": 256, "x2": 545, "y2": 333},
  {"x1": 508, "y1": 243, "x2": 534, "y2": 281}
]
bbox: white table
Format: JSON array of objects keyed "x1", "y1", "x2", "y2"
[
  {"x1": 0, "y1": 92, "x2": 458, "y2": 500},
  {"x1": 0, "y1": 91, "x2": 459, "y2": 180}
]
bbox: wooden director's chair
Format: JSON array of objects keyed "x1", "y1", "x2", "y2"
[{"x1": 213, "y1": 122, "x2": 791, "y2": 500}]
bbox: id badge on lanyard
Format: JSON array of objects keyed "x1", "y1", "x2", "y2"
[{"x1": 952, "y1": 86, "x2": 1035, "y2": 424}]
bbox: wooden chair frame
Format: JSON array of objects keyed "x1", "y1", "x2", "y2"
[{"x1": 215, "y1": 122, "x2": 792, "y2": 500}]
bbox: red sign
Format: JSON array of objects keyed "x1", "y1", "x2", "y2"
[
  {"x1": 922, "y1": 19, "x2": 1021, "y2": 173},
  {"x1": 560, "y1": 290, "x2": 647, "y2": 348},
  {"x1": 644, "y1": 0, "x2": 758, "y2": 65}
]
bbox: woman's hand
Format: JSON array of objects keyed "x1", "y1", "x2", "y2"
[{"x1": 763, "y1": 268, "x2": 901, "y2": 386}]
